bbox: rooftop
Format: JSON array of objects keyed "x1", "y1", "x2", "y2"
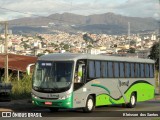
[
  {"x1": 0, "y1": 54, "x2": 37, "y2": 72},
  {"x1": 38, "y1": 53, "x2": 155, "y2": 63}
]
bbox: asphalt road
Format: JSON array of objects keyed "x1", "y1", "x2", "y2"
[{"x1": 0, "y1": 96, "x2": 160, "y2": 120}]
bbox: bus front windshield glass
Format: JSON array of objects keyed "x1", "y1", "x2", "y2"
[{"x1": 32, "y1": 61, "x2": 73, "y2": 93}]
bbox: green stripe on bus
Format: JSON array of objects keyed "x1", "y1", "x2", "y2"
[
  {"x1": 91, "y1": 84, "x2": 110, "y2": 94},
  {"x1": 91, "y1": 84, "x2": 116, "y2": 104},
  {"x1": 94, "y1": 82, "x2": 154, "y2": 106}
]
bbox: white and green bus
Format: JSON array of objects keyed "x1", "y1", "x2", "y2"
[{"x1": 32, "y1": 53, "x2": 155, "y2": 112}]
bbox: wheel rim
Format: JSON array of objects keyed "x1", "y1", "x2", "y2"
[
  {"x1": 87, "y1": 99, "x2": 93, "y2": 110},
  {"x1": 131, "y1": 95, "x2": 135, "y2": 105}
]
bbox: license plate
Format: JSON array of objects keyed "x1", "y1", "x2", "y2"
[{"x1": 45, "y1": 102, "x2": 52, "y2": 105}]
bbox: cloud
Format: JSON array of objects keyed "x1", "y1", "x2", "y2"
[
  {"x1": 0, "y1": 0, "x2": 159, "y2": 20},
  {"x1": 113, "y1": 0, "x2": 160, "y2": 18},
  {"x1": 1, "y1": 0, "x2": 71, "y2": 15}
]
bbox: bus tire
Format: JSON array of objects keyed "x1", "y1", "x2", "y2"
[
  {"x1": 49, "y1": 107, "x2": 59, "y2": 112},
  {"x1": 83, "y1": 95, "x2": 95, "y2": 113},
  {"x1": 126, "y1": 93, "x2": 136, "y2": 108}
]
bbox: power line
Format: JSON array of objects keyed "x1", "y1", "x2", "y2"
[
  {"x1": 0, "y1": 2, "x2": 109, "y2": 25},
  {"x1": 0, "y1": 3, "x2": 111, "y2": 31},
  {"x1": 0, "y1": 6, "x2": 84, "y2": 25},
  {"x1": 0, "y1": 7, "x2": 41, "y2": 17}
]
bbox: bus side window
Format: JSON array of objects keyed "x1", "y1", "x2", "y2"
[
  {"x1": 95, "y1": 61, "x2": 101, "y2": 78},
  {"x1": 149, "y1": 64, "x2": 154, "y2": 78},
  {"x1": 140, "y1": 63, "x2": 145, "y2": 78},
  {"x1": 114, "y1": 62, "x2": 119, "y2": 78},
  {"x1": 145, "y1": 64, "x2": 149, "y2": 78},
  {"x1": 77, "y1": 64, "x2": 84, "y2": 82},
  {"x1": 135, "y1": 63, "x2": 140, "y2": 78},
  {"x1": 120, "y1": 62, "x2": 125, "y2": 78},
  {"x1": 89, "y1": 61, "x2": 95, "y2": 78},
  {"x1": 125, "y1": 63, "x2": 130, "y2": 78},
  {"x1": 108, "y1": 62, "x2": 113, "y2": 78},
  {"x1": 131, "y1": 63, "x2": 135, "y2": 78},
  {"x1": 101, "y1": 62, "x2": 108, "y2": 78}
]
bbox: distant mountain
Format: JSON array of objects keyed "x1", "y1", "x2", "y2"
[{"x1": 8, "y1": 12, "x2": 158, "y2": 35}]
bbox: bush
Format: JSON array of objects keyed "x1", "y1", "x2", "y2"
[{"x1": 11, "y1": 75, "x2": 32, "y2": 100}]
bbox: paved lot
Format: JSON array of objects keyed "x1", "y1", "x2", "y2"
[
  {"x1": 0, "y1": 94, "x2": 159, "y2": 112},
  {"x1": 0, "y1": 95, "x2": 160, "y2": 119}
]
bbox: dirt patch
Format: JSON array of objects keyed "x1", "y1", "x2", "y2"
[{"x1": 0, "y1": 99, "x2": 40, "y2": 112}]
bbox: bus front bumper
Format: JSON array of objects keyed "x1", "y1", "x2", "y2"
[{"x1": 32, "y1": 97, "x2": 73, "y2": 108}]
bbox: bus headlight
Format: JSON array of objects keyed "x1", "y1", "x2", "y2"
[
  {"x1": 59, "y1": 94, "x2": 71, "y2": 100},
  {"x1": 59, "y1": 96, "x2": 66, "y2": 100},
  {"x1": 32, "y1": 93, "x2": 38, "y2": 99}
]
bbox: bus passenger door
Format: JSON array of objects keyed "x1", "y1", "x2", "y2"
[{"x1": 73, "y1": 60, "x2": 87, "y2": 108}]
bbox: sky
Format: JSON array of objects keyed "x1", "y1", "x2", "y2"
[{"x1": 0, "y1": 0, "x2": 159, "y2": 21}]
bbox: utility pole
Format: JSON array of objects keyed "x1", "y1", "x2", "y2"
[
  {"x1": 4, "y1": 21, "x2": 8, "y2": 82},
  {"x1": 0, "y1": 21, "x2": 8, "y2": 82},
  {"x1": 158, "y1": 0, "x2": 160, "y2": 94},
  {"x1": 128, "y1": 22, "x2": 130, "y2": 49},
  {"x1": 158, "y1": 19, "x2": 160, "y2": 94}
]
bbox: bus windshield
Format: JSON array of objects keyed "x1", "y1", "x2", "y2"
[{"x1": 32, "y1": 61, "x2": 73, "y2": 93}]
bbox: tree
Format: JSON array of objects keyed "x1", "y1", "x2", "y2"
[
  {"x1": 130, "y1": 40, "x2": 136, "y2": 46},
  {"x1": 148, "y1": 42, "x2": 159, "y2": 70},
  {"x1": 51, "y1": 43, "x2": 58, "y2": 47},
  {"x1": 87, "y1": 44, "x2": 93, "y2": 48},
  {"x1": 37, "y1": 53, "x2": 44, "y2": 57},
  {"x1": 23, "y1": 43, "x2": 30, "y2": 49},
  {"x1": 128, "y1": 48, "x2": 135, "y2": 53},
  {"x1": 83, "y1": 34, "x2": 94, "y2": 43},
  {"x1": 63, "y1": 44, "x2": 69, "y2": 50},
  {"x1": 114, "y1": 44, "x2": 117, "y2": 48}
]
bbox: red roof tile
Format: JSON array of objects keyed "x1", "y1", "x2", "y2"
[{"x1": 0, "y1": 54, "x2": 37, "y2": 72}]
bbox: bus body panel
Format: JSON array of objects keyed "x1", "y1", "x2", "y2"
[
  {"x1": 32, "y1": 78, "x2": 155, "y2": 108},
  {"x1": 32, "y1": 53, "x2": 155, "y2": 110},
  {"x1": 73, "y1": 78, "x2": 155, "y2": 107}
]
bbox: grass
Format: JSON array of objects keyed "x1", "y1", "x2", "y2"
[{"x1": 11, "y1": 74, "x2": 32, "y2": 100}]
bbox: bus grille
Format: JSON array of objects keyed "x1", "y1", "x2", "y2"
[{"x1": 39, "y1": 97, "x2": 58, "y2": 100}]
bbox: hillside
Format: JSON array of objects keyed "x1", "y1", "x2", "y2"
[{"x1": 8, "y1": 12, "x2": 158, "y2": 35}]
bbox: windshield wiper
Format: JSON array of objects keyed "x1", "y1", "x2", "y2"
[
  {"x1": 43, "y1": 88, "x2": 58, "y2": 92},
  {"x1": 51, "y1": 88, "x2": 58, "y2": 92}
]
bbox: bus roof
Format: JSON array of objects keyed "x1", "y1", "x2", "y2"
[{"x1": 38, "y1": 53, "x2": 155, "y2": 63}]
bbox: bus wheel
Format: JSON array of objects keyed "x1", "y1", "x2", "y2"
[
  {"x1": 83, "y1": 95, "x2": 95, "y2": 113},
  {"x1": 127, "y1": 93, "x2": 136, "y2": 108},
  {"x1": 49, "y1": 107, "x2": 59, "y2": 112}
]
